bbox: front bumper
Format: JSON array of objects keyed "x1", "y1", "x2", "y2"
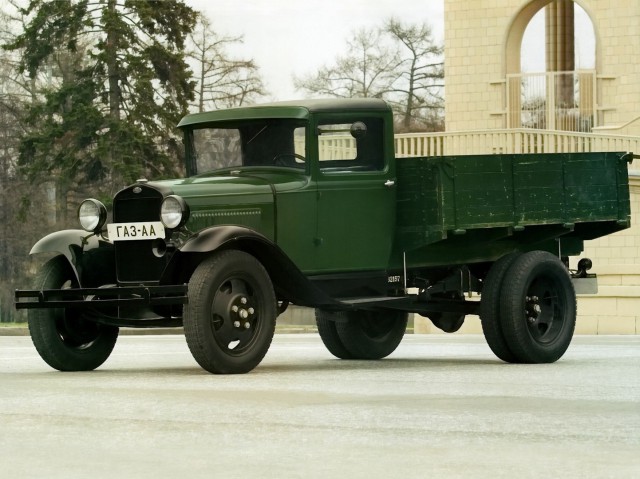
[{"x1": 15, "y1": 284, "x2": 188, "y2": 310}]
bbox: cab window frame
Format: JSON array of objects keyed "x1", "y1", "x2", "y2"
[{"x1": 313, "y1": 114, "x2": 387, "y2": 176}]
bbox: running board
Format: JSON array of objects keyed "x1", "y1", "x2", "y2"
[
  {"x1": 339, "y1": 296, "x2": 407, "y2": 306},
  {"x1": 337, "y1": 295, "x2": 480, "y2": 316}
]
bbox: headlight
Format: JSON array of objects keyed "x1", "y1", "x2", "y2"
[
  {"x1": 160, "y1": 195, "x2": 189, "y2": 229},
  {"x1": 78, "y1": 199, "x2": 107, "y2": 233}
]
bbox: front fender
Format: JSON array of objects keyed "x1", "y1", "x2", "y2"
[
  {"x1": 179, "y1": 225, "x2": 269, "y2": 253},
  {"x1": 30, "y1": 230, "x2": 103, "y2": 285},
  {"x1": 174, "y1": 226, "x2": 337, "y2": 307}
]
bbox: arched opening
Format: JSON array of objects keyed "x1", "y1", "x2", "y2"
[{"x1": 506, "y1": 0, "x2": 596, "y2": 132}]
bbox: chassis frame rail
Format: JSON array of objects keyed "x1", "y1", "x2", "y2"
[{"x1": 15, "y1": 285, "x2": 188, "y2": 310}]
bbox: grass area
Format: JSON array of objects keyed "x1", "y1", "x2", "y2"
[{"x1": 0, "y1": 322, "x2": 27, "y2": 328}]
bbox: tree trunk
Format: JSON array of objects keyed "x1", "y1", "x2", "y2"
[
  {"x1": 198, "y1": 49, "x2": 205, "y2": 112},
  {"x1": 106, "y1": 0, "x2": 121, "y2": 121},
  {"x1": 403, "y1": 59, "x2": 417, "y2": 130}
]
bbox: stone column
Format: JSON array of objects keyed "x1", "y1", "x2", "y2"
[
  {"x1": 546, "y1": 0, "x2": 575, "y2": 129},
  {"x1": 546, "y1": 0, "x2": 575, "y2": 73}
]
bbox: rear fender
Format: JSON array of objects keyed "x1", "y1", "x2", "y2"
[{"x1": 174, "y1": 226, "x2": 337, "y2": 307}]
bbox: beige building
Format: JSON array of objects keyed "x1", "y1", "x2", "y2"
[
  {"x1": 415, "y1": 0, "x2": 640, "y2": 334},
  {"x1": 445, "y1": 0, "x2": 640, "y2": 136}
]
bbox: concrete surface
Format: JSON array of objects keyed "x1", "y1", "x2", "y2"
[
  {"x1": 1, "y1": 334, "x2": 639, "y2": 479},
  {"x1": 4, "y1": 303, "x2": 637, "y2": 335}
]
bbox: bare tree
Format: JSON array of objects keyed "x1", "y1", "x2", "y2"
[
  {"x1": 294, "y1": 27, "x2": 401, "y2": 99},
  {"x1": 188, "y1": 15, "x2": 266, "y2": 112},
  {"x1": 294, "y1": 20, "x2": 444, "y2": 131},
  {"x1": 384, "y1": 18, "x2": 444, "y2": 131}
]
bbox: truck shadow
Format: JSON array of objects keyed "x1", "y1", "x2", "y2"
[{"x1": 255, "y1": 357, "x2": 523, "y2": 374}]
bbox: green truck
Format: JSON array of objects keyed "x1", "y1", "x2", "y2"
[{"x1": 15, "y1": 99, "x2": 632, "y2": 374}]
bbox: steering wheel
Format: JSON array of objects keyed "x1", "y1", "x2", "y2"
[{"x1": 273, "y1": 153, "x2": 306, "y2": 167}]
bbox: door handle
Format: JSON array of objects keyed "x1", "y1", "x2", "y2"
[{"x1": 384, "y1": 179, "x2": 396, "y2": 187}]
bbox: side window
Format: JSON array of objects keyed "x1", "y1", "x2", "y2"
[
  {"x1": 318, "y1": 124, "x2": 357, "y2": 164},
  {"x1": 318, "y1": 118, "x2": 384, "y2": 171}
]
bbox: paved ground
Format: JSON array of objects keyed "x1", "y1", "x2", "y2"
[{"x1": 1, "y1": 333, "x2": 639, "y2": 479}]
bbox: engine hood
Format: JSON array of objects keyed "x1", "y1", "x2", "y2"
[
  {"x1": 150, "y1": 168, "x2": 310, "y2": 239},
  {"x1": 154, "y1": 168, "x2": 308, "y2": 197}
]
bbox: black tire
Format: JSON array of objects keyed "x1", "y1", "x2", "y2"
[
  {"x1": 500, "y1": 251, "x2": 576, "y2": 363},
  {"x1": 28, "y1": 255, "x2": 119, "y2": 371},
  {"x1": 183, "y1": 250, "x2": 277, "y2": 374},
  {"x1": 315, "y1": 310, "x2": 354, "y2": 359},
  {"x1": 479, "y1": 252, "x2": 521, "y2": 362},
  {"x1": 335, "y1": 310, "x2": 408, "y2": 359}
]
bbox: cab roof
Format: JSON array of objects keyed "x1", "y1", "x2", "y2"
[{"x1": 177, "y1": 98, "x2": 391, "y2": 128}]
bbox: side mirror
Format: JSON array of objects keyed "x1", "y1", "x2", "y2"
[{"x1": 350, "y1": 121, "x2": 367, "y2": 139}]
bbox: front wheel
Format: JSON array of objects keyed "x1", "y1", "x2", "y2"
[
  {"x1": 499, "y1": 251, "x2": 576, "y2": 363},
  {"x1": 335, "y1": 310, "x2": 408, "y2": 359},
  {"x1": 183, "y1": 250, "x2": 277, "y2": 374},
  {"x1": 28, "y1": 255, "x2": 119, "y2": 371}
]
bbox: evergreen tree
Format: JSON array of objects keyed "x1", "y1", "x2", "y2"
[{"x1": 4, "y1": 0, "x2": 197, "y2": 215}]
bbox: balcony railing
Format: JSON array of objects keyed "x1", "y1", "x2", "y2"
[
  {"x1": 506, "y1": 70, "x2": 597, "y2": 132},
  {"x1": 393, "y1": 129, "x2": 640, "y2": 170},
  {"x1": 315, "y1": 128, "x2": 640, "y2": 171}
]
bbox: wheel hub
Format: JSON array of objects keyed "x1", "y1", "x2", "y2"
[
  {"x1": 229, "y1": 295, "x2": 256, "y2": 330},
  {"x1": 525, "y1": 295, "x2": 542, "y2": 324},
  {"x1": 524, "y1": 290, "x2": 557, "y2": 341}
]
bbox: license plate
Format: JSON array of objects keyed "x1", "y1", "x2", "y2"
[{"x1": 107, "y1": 222, "x2": 165, "y2": 241}]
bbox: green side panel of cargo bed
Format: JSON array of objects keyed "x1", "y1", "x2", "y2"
[
  {"x1": 563, "y1": 152, "x2": 622, "y2": 221},
  {"x1": 450, "y1": 155, "x2": 514, "y2": 228},
  {"x1": 513, "y1": 154, "x2": 564, "y2": 224},
  {"x1": 395, "y1": 152, "x2": 630, "y2": 253},
  {"x1": 396, "y1": 157, "x2": 446, "y2": 250}
]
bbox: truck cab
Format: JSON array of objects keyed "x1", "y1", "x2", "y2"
[{"x1": 178, "y1": 99, "x2": 397, "y2": 274}]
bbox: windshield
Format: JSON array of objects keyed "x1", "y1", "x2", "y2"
[{"x1": 188, "y1": 119, "x2": 307, "y2": 175}]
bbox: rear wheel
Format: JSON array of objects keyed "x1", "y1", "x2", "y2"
[
  {"x1": 335, "y1": 310, "x2": 408, "y2": 359},
  {"x1": 479, "y1": 252, "x2": 521, "y2": 362},
  {"x1": 28, "y1": 255, "x2": 119, "y2": 371},
  {"x1": 315, "y1": 310, "x2": 354, "y2": 359},
  {"x1": 183, "y1": 250, "x2": 277, "y2": 374},
  {"x1": 499, "y1": 251, "x2": 576, "y2": 363}
]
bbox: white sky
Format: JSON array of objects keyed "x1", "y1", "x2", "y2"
[
  {"x1": 185, "y1": 0, "x2": 595, "y2": 99},
  {"x1": 185, "y1": 0, "x2": 445, "y2": 100},
  {"x1": 521, "y1": 4, "x2": 595, "y2": 72}
]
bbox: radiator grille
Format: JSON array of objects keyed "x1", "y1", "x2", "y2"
[{"x1": 113, "y1": 186, "x2": 167, "y2": 283}]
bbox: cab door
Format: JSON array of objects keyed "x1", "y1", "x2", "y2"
[{"x1": 313, "y1": 115, "x2": 396, "y2": 273}]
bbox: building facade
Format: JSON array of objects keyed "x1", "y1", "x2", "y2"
[
  {"x1": 418, "y1": 0, "x2": 640, "y2": 334},
  {"x1": 444, "y1": 0, "x2": 640, "y2": 136}
]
